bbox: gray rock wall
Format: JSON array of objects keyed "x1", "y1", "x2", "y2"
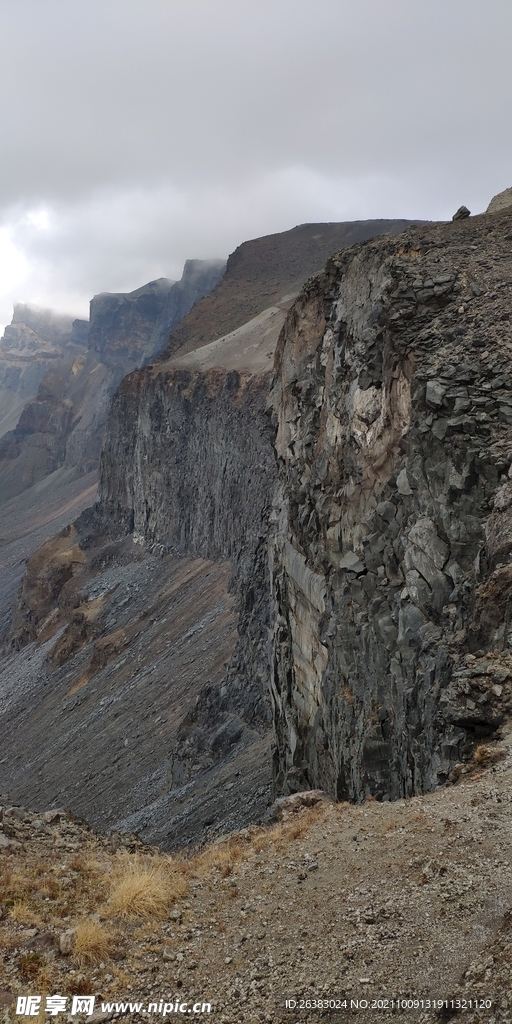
[
  {"x1": 269, "y1": 211, "x2": 512, "y2": 801},
  {"x1": 99, "y1": 364, "x2": 277, "y2": 730}
]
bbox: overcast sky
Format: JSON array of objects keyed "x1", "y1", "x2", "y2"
[{"x1": 0, "y1": 0, "x2": 511, "y2": 330}]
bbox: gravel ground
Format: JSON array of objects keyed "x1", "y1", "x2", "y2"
[{"x1": 1, "y1": 730, "x2": 511, "y2": 1024}]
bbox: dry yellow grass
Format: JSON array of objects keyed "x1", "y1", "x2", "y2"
[
  {"x1": 190, "y1": 836, "x2": 248, "y2": 879},
  {"x1": 73, "y1": 919, "x2": 113, "y2": 965},
  {"x1": 17, "y1": 951, "x2": 44, "y2": 979},
  {"x1": 473, "y1": 742, "x2": 506, "y2": 766},
  {"x1": 8, "y1": 900, "x2": 42, "y2": 927},
  {"x1": 106, "y1": 855, "x2": 188, "y2": 919}
]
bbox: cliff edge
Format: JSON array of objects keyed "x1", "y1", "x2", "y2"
[{"x1": 270, "y1": 208, "x2": 512, "y2": 801}]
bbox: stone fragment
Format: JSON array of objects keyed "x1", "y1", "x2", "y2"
[
  {"x1": 59, "y1": 929, "x2": 76, "y2": 955},
  {"x1": 396, "y1": 469, "x2": 412, "y2": 495},
  {"x1": 408, "y1": 519, "x2": 449, "y2": 569},
  {"x1": 265, "y1": 789, "x2": 331, "y2": 822},
  {"x1": 452, "y1": 206, "x2": 471, "y2": 220},
  {"x1": 375, "y1": 501, "x2": 396, "y2": 522},
  {"x1": 425, "y1": 381, "x2": 446, "y2": 407},
  {"x1": 339, "y1": 551, "x2": 365, "y2": 572},
  {"x1": 24, "y1": 931, "x2": 55, "y2": 951},
  {"x1": 43, "y1": 809, "x2": 66, "y2": 822}
]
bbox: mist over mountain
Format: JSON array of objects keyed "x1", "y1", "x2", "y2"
[
  {"x1": 0, "y1": 259, "x2": 226, "y2": 503},
  {"x1": 0, "y1": 305, "x2": 87, "y2": 439}
]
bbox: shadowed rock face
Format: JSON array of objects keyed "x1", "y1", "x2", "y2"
[
  {"x1": 88, "y1": 277, "x2": 176, "y2": 372},
  {"x1": 269, "y1": 209, "x2": 512, "y2": 802},
  {"x1": 0, "y1": 367, "x2": 275, "y2": 847},
  {"x1": 88, "y1": 261, "x2": 227, "y2": 374},
  {"x1": 0, "y1": 305, "x2": 87, "y2": 440},
  {"x1": 99, "y1": 363, "x2": 276, "y2": 750}
]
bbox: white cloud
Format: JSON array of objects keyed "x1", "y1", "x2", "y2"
[
  {"x1": 0, "y1": 0, "x2": 511, "y2": 330},
  {"x1": 0, "y1": 226, "x2": 31, "y2": 330}
]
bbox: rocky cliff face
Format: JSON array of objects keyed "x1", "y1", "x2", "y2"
[
  {"x1": 0, "y1": 305, "x2": 86, "y2": 439},
  {"x1": 0, "y1": 219, "x2": 421, "y2": 842},
  {"x1": 99, "y1": 363, "x2": 276, "y2": 778},
  {"x1": 88, "y1": 278, "x2": 176, "y2": 374},
  {"x1": 269, "y1": 208, "x2": 512, "y2": 802},
  {"x1": 0, "y1": 262, "x2": 225, "y2": 502},
  {"x1": 149, "y1": 259, "x2": 226, "y2": 356},
  {"x1": 88, "y1": 261, "x2": 226, "y2": 374}
]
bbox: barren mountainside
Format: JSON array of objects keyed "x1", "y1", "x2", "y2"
[
  {"x1": 0, "y1": 261, "x2": 225, "y2": 504},
  {"x1": 0, "y1": 217, "x2": 423, "y2": 846},
  {"x1": 3, "y1": 200, "x2": 512, "y2": 1023},
  {"x1": 162, "y1": 221, "x2": 419, "y2": 359}
]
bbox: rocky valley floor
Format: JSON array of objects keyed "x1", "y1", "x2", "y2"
[{"x1": 1, "y1": 732, "x2": 511, "y2": 1024}]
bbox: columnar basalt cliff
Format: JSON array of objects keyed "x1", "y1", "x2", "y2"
[
  {"x1": 269, "y1": 209, "x2": 512, "y2": 802},
  {"x1": 99, "y1": 363, "x2": 277, "y2": 731}
]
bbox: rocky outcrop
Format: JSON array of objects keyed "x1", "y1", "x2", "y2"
[
  {"x1": 149, "y1": 259, "x2": 226, "y2": 356},
  {"x1": 487, "y1": 186, "x2": 512, "y2": 214},
  {"x1": 88, "y1": 278, "x2": 175, "y2": 373},
  {"x1": 88, "y1": 261, "x2": 226, "y2": 374},
  {"x1": 269, "y1": 208, "x2": 512, "y2": 802}
]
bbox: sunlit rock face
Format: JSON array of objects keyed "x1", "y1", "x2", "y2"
[{"x1": 269, "y1": 210, "x2": 512, "y2": 801}]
